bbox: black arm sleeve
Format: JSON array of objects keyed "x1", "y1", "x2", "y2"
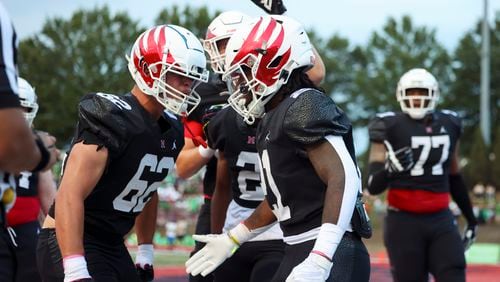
[
  {"x1": 367, "y1": 162, "x2": 389, "y2": 195},
  {"x1": 449, "y1": 174, "x2": 477, "y2": 225}
]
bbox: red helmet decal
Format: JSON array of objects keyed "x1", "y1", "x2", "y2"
[
  {"x1": 135, "y1": 26, "x2": 175, "y2": 87},
  {"x1": 231, "y1": 18, "x2": 291, "y2": 86}
]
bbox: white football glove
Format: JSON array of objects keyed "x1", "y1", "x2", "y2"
[
  {"x1": 286, "y1": 252, "x2": 333, "y2": 282},
  {"x1": 185, "y1": 233, "x2": 237, "y2": 277}
]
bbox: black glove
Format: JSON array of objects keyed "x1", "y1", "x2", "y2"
[
  {"x1": 384, "y1": 141, "x2": 414, "y2": 174},
  {"x1": 136, "y1": 264, "x2": 154, "y2": 282},
  {"x1": 462, "y1": 224, "x2": 477, "y2": 251},
  {"x1": 250, "y1": 0, "x2": 287, "y2": 15}
]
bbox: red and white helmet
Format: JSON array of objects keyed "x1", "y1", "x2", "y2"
[
  {"x1": 18, "y1": 77, "x2": 39, "y2": 127},
  {"x1": 223, "y1": 15, "x2": 315, "y2": 124},
  {"x1": 203, "y1": 11, "x2": 251, "y2": 74},
  {"x1": 127, "y1": 25, "x2": 209, "y2": 116},
  {"x1": 396, "y1": 68, "x2": 440, "y2": 119}
]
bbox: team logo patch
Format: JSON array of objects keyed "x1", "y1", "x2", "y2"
[{"x1": 247, "y1": 136, "x2": 256, "y2": 145}]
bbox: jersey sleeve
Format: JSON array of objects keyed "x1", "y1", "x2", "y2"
[
  {"x1": 205, "y1": 107, "x2": 229, "y2": 151},
  {"x1": 441, "y1": 109, "x2": 462, "y2": 138},
  {"x1": 368, "y1": 116, "x2": 387, "y2": 143},
  {"x1": 75, "y1": 93, "x2": 132, "y2": 156},
  {"x1": 283, "y1": 89, "x2": 351, "y2": 146},
  {"x1": 0, "y1": 5, "x2": 20, "y2": 109}
]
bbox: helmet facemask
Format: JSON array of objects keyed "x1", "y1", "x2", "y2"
[
  {"x1": 150, "y1": 62, "x2": 206, "y2": 116},
  {"x1": 18, "y1": 77, "x2": 39, "y2": 127},
  {"x1": 224, "y1": 53, "x2": 289, "y2": 125},
  {"x1": 203, "y1": 36, "x2": 230, "y2": 74},
  {"x1": 397, "y1": 88, "x2": 438, "y2": 119}
]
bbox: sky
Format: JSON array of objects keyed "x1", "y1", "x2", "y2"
[
  {"x1": 3, "y1": 0, "x2": 500, "y2": 51},
  {"x1": 3, "y1": 0, "x2": 498, "y2": 153}
]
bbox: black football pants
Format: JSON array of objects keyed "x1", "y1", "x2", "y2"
[
  {"x1": 214, "y1": 240, "x2": 285, "y2": 282},
  {"x1": 10, "y1": 220, "x2": 42, "y2": 282},
  {"x1": 189, "y1": 201, "x2": 214, "y2": 282},
  {"x1": 36, "y1": 228, "x2": 141, "y2": 282},
  {"x1": 384, "y1": 209, "x2": 466, "y2": 282},
  {"x1": 0, "y1": 225, "x2": 16, "y2": 282},
  {"x1": 271, "y1": 232, "x2": 370, "y2": 282}
]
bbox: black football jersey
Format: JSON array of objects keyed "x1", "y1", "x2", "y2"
[
  {"x1": 256, "y1": 88, "x2": 356, "y2": 239},
  {"x1": 368, "y1": 110, "x2": 461, "y2": 193},
  {"x1": 206, "y1": 106, "x2": 264, "y2": 208},
  {"x1": 188, "y1": 73, "x2": 227, "y2": 197},
  {"x1": 51, "y1": 92, "x2": 184, "y2": 243},
  {"x1": 15, "y1": 171, "x2": 38, "y2": 197}
]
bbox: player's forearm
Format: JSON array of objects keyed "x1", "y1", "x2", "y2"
[
  {"x1": 135, "y1": 193, "x2": 158, "y2": 244},
  {"x1": 210, "y1": 185, "x2": 231, "y2": 233},
  {"x1": 176, "y1": 147, "x2": 210, "y2": 179},
  {"x1": 449, "y1": 174, "x2": 477, "y2": 225},
  {"x1": 243, "y1": 199, "x2": 277, "y2": 230},
  {"x1": 0, "y1": 108, "x2": 40, "y2": 173},
  {"x1": 55, "y1": 191, "x2": 86, "y2": 257},
  {"x1": 38, "y1": 170, "x2": 57, "y2": 215}
]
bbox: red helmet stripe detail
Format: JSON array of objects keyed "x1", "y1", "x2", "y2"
[{"x1": 230, "y1": 17, "x2": 290, "y2": 86}]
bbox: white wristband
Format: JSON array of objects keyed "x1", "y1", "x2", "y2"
[
  {"x1": 228, "y1": 223, "x2": 255, "y2": 246},
  {"x1": 198, "y1": 146, "x2": 215, "y2": 159},
  {"x1": 63, "y1": 255, "x2": 91, "y2": 282},
  {"x1": 312, "y1": 223, "x2": 345, "y2": 260},
  {"x1": 136, "y1": 244, "x2": 154, "y2": 267}
]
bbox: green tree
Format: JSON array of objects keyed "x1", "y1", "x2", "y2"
[
  {"x1": 347, "y1": 16, "x2": 451, "y2": 125},
  {"x1": 155, "y1": 5, "x2": 220, "y2": 39},
  {"x1": 490, "y1": 126, "x2": 500, "y2": 187},
  {"x1": 463, "y1": 127, "x2": 491, "y2": 187},
  {"x1": 448, "y1": 17, "x2": 500, "y2": 152},
  {"x1": 18, "y1": 6, "x2": 141, "y2": 144}
]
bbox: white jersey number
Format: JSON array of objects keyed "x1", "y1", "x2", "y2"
[
  {"x1": 410, "y1": 135, "x2": 450, "y2": 176},
  {"x1": 113, "y1": 154, "x2": 173, "y2": 212},
  {"x1": 259, "y1": 150, "x2": 291, "y2": 221},
  {"x1": 235, "y1": 151, "x2": 264, "y2": 202}
]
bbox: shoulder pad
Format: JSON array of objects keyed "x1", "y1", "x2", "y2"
[
  {"x1": 375, "y1": 111, "x2": 396, "y2": 118},
  {"x1": 283, "y1": 89, "x2": 351, "y2": 145},
  {"x1": 205, "y1": 106, "x2": 232, "y2": 150},
  {"x1": 162, "y1": 111, "x2": 184, "y2": 135},
  {"x1": 368, "y1": 116, "x2": 387, "y2": 143},
  {"x1": 77, "y1": 93, "x2": 135, "y2": 154},
  {"x1": 437, "y1": 109, "x2": 462, "y2": 133}
]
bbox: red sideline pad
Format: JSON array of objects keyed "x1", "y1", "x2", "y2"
[{"x1": 155, "y1": 263, "x2": 500, "y2": 282}]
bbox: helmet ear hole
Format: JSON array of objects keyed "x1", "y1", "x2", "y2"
[{"x1": 269, "y1": 55, "x2": 284, "y2": 68}]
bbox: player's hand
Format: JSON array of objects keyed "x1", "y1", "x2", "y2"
[
  {"x1": 185, "y1": 234, "x2": 238, "y2": 277},
  {"x1": 250, "y1": 0, "x2": 287, "y2": 15},
  {"x1": 463, "y1": 224, "x2": 477, "y2": 251},
  {"x1": 384, "y1": 141, "x2": 414, "y2": 173},
  {"x1": 135, "y1": 244, "x2": 154, "y2": 282},
  {"x1": 286, "y1": 252, "x2": 332, "y2": 282},
  {"x1": 34, "y1": 130, "x2": 60, "y2": 171}
]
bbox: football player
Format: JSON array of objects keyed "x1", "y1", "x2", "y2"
[
  {"x1": 36, "y1": 25, "x2": 209, "y2": 282},
  {"x1": 186, "y1": 16, "x2": 370, "y2": 282},
  {"x1": 0, "y1": 4, "x2": 58, "y2": 281},
  {"x1": 366, "y1": 68, "x2": 477, "y2": 282},
  {"x1": 203, "y1": 14, "x2": 327, "y2": 282},
  {"x1": 6, "y1": 77, "x2": 57, "y2": 282},
  {"x1": 174, "y1": 10, "x2": 251, "y2": 282}
]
